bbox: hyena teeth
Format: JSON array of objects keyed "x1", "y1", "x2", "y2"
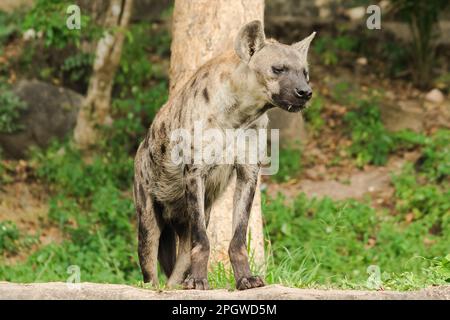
[{"x1": 288, "y1": 105, "x2": 292, "y2": 111}]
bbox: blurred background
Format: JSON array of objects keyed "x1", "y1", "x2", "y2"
[{"x1": 0, "y1": 0, "x2": 448, "y2": 290}]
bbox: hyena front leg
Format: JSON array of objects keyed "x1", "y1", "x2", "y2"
[
  {"x1": 229, "y1": 165, "x2": 265, "y2": 290},
  {"x1": 134, "y1": 181, "x2": 162, "y2": 286},
  {"x1": 183, "y1": 171, "x2": 210, "y2": 290}
]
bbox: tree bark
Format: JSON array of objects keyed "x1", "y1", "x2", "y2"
[
  {"x1": 74, "y1": 0, "x2": 133, "y2": 150},
  {"x1": 169, "y1": 0, "x2": 265, "y2": 269}
]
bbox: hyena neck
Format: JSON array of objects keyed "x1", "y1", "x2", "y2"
[{"x1": 217, "y1": 62, "x2": 270, "y2": 129}]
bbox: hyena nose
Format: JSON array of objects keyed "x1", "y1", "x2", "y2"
[{"x1": 294, "y1": 88, "x2": 312, "y2": 100}]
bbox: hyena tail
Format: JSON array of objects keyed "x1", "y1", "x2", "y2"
[{"x1": 158, "y1": 224, "x2": 177, "y2": 278}]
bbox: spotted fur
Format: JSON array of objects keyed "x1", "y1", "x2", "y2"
[{"x1": 134, "y1": 20, "x2": 315, "y2": 290}]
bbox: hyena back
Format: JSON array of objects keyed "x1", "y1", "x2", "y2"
[{"x1": 134, "y1": 20, "x2": 315, "y2": 290}]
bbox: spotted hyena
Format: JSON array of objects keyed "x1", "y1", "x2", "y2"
[{"x1": 134, "y1": 20, "x2": 315, "y2": 290}]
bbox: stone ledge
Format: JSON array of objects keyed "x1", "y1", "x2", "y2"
[{"x1": 0, "y1": 282, "x2": 448, "y2": 300}]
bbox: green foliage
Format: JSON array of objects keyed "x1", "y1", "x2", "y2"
[
  {"x1": 110, "y1": 82, "x2": 168, "y2": 148},
  {"x1": 0, "y1": 68, "x2": 168, "y2": 283},
  {"x1": 391, "y1": 0, "x2": 450, "y2": 88},
  {"x1": 381, "y1": 41, "x2": 410, "y2": 77},
  {"x1": 392, "y1": 164, "x2": 449, "y2": 221},
  {"x1": 0, "y1": 221, "x2": 38, "y2": 255},
  {"x1": 415, "y1": 130, "x2": 450, "y2": 182},
  {"x1": 263, "y1": 131, "x2": 449, "y2": 289},
  {"x1": 0, "y1": 11, "x2": 19, "y2": 47},
  {"x1": 313, "y1": 35, "x2": 358, "y2": 66},
  {"x1": 0, "y1": 81, "x2": 27, "y2": 133},
  {"x1": 273, "y1": 146, "x2": 302, "y2": 183},
  {"x1": 262, "y1": 190, "x2": 449, "y2": 289},
  {"x1": 331, "y1": 81, "x2": 358, "y2": 106},
  {"x1": 0, "y1": 221, "x2": 21, "y2": 254},
  {"x1": 115, "y1": 24, "x2": 154, "y2": 95},
  {"x1": 391, "y1": 130, "x2": 428, "y2": 150},
  {"x1": 62, "y1": 52, "x2": 94, "y2": 84},
  {"x1": 344, "y1": 98, "x2": 393, "y2": 167},
  {"x1": 0, "y1": 139, "x2": 140, "y2": 283},
  {"x1": 303, "y1": 94, "x2": 325, "y2": 134},
  {"x1": 22, "y1": 0, "x2": 90, "y2": 49},
  {"x1": 16, "y1": 0, "x2": 98, "y2": 91}
]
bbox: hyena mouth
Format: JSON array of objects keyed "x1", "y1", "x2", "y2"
[
  {"x1": 281, "y1": 103, "x2": 307, "y2": 113},
  {"x1": 270, "y1": 97, "x2": 308, "y2": 113}
]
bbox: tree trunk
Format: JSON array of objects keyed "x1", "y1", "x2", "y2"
[
  {"x1": 169, "y1": 0, "x2": 266, "y2": 270},
  {"x1": 74, "y1": 0, "x2": 133, "y2": 149}
]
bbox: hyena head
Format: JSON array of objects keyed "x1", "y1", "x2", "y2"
[{"x1": 235, "y1": 20, "x2": 316, "y2": 112}]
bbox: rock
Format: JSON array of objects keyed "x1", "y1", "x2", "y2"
[
  {"x1": 0, "y1": 80, "x2": 83, "y2": 159},
  {"x1": 356, "y1": 57, "x2": 368, "y2": 66},
  {"x1": 0, "y1": 282, "x2": 448, "y2": 300},
  {"x1": 22, "y1": 29, "x2": 36, "y2": 41},
  {"x1": 425, "y1": 89, "x2": 445, "y2": 104}
]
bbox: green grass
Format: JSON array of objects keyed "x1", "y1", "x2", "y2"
[
  {"x1": 272, "y1": 146, "x2": 302, "y2": 183},
  {"x1": 262, "y1": 190, "x2": 448, "y2": 290},
  {"x1": 261, "y1": 129, "x2": 449, "y2": 290},
  {"x1": 344, "y1": 97, "x2": 393, "y2": 167}
]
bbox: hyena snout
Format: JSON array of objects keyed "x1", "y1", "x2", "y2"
[{"x1": 294, "y1": 86, "x2": 312, "y2": 101}]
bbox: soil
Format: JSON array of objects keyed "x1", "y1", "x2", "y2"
[{"x1": 0, "y1": 161, "x2": 64, "y2": 264}]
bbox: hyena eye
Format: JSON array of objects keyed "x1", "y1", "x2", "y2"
[
  {"x1": 303, "y1": 69, "x2": 309, "y2": 82},
  {"x1": 272, "y1": 66, "x2": 286, "y2": 75}
]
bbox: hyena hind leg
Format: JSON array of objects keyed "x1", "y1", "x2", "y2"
[
  {"x1": 135, "y1": 183, "x2": 162, "y2": 286},
  {"x1": 167, "y1": 221, "x2": 191, "y2": 288}
]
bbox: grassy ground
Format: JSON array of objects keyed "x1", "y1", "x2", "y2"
[{"x1": 0, "y1": 1, "x2": 449, "y2": 291}]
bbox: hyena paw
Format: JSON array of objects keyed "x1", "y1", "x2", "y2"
[
  {"x1": 183, "y1": 277, "x2": 209, "y2": 290},
  {"x1": 236, "y1": 276, "x2": 265, "y2": 290}
]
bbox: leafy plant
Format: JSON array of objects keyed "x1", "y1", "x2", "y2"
[
  {"x1": 0, "y1": 11, "x2": 19, "y2": 46},
  {"x1": 415, "y1": 129, "x2": 450, "y2": 182},
  {"x1": 344, "y1": 98, "x2": 392, "y2": 167},
  {"x1": 22, "y1": 0, "x2": 91, "y2": 49},
  {"x1": 390, "y1": 0, "x2": 450, "y2": 88},
  {"x1": 62, "y1": 52, "x2": 94, "y2": 86},
  {"x1": 0, "y1": 81, "x2": 27, "y2": 133},
  {"x1": 0, "y1": 221, "x2": 38, "y2": 255},
  {"x1": 0, "y1": 221, "x2": 21, "y2": 254},
  {"x1": 115, "y1": 23, "x2": 155, "y2": 96},
  {"x1": 313, "y1": 35, "x2": 359, "y2": 66}
]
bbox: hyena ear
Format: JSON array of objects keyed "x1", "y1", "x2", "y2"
[
  {"x1": 292, "y1": 32, "x2": 316, "y2": 59},
  {"x1": 235, "y1": 20, "x2": 265, "y2": 63}
]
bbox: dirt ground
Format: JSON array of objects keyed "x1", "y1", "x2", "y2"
[{"x1": 0, "y1": 282, "x2": 448, "y2": 300}]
